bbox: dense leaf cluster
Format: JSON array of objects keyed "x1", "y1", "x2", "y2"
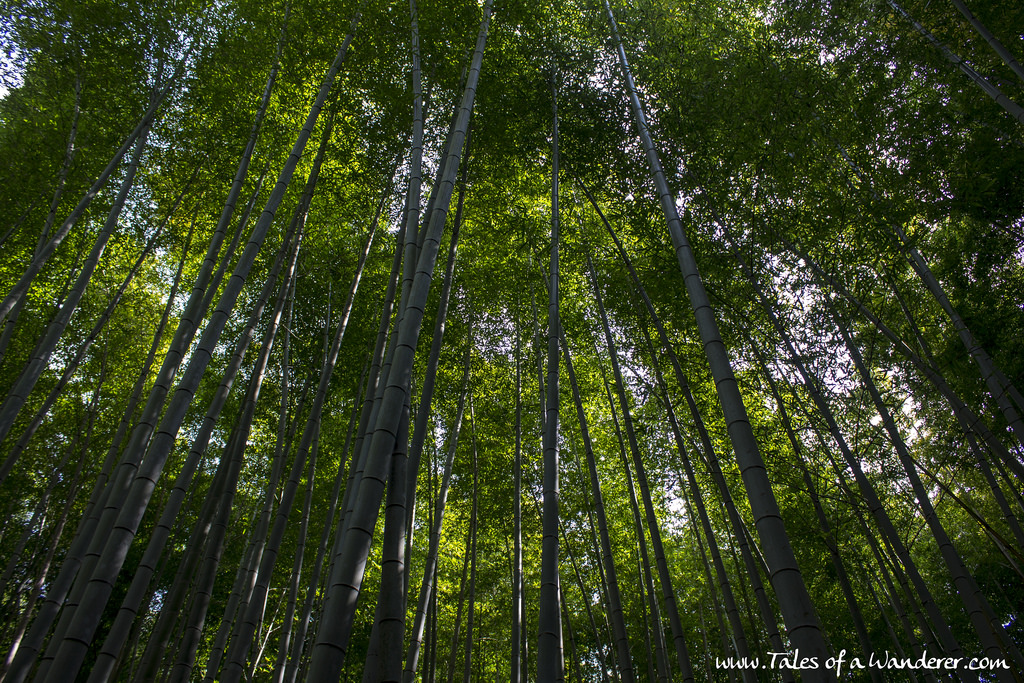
[{"x1": 0, "y1": 0, "x2": 1021, "y2": 680}]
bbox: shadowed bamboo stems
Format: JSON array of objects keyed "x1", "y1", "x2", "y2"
[
  {"x1": 884, "y1": 0, "x2": 1024, "y2": 124},
  {"x1": 0, "y1": 351, "x2": 103, "y2": 677},
  {"x1": 0, "y1": 173, "x2": 187, "y2": 485},
  {"x1": 6, "y1": 26, "x2": 293, "y2": 678},
  {"x1": 743, "y1": 335, "x2": 881, "y2": 683},
  {"x1": 815, "y1": 129, "x2": 1024, "y2": 457},
  {"x1": 360, "y1": 394, "x2": 411, "y2": 681},
  {"x1": 0, "y1": 360, "x2": 101, "y2": 639},
  {"x1": 0, "y1": 65, "x2": 185, "y2": 326},
  {"x1": 789, "y1": 385, "x2": 949, "y2": 667},
  {"x1": 0, "y1": 115, "x2": 153, "y2": 447},
  {"x1": 271, "y1": 384, "x2": 321, "y2": 683},
  {"x1": 461, "y1": 394, "x2": 480, "y2": 683},
  {"x1": 636, "y1": 325, "x2": 757, "y2": 682},
  {"x1": 585, "y1": 250, "x2": 693, "y2": 682},
  {"x1": 537, "y1": 70, "x2": 564, "y2": 683},
  {"x1": 2, "y1": 1, "x2": 1023, "y2": 680},
  {"x1": 0, "y1": 440, "x2": 86, "y2": 679},
  {"x1": 787, "y1": 241, "x2": 1024, "y2": 536},
  {"x1": 89, "y1": 211, "x2": 303, "y2": 683},
  {"x1": 559, "y1": 331, "x2": 635, "y2": 683},
  {"x1": 163, "y1": 243, "x2": 302, "y2": 683},
  {"x1": 596, "y1": 365, "x2": 670, "y2": 683},
  {"x1": 601, "y1": 2, "x2": 834, "y2": 674},
  {"x1": 772, "y1": 302, "x2": 970, "y2": 661},
  {"x1": 948, "y1": 0, "x2": 1024, "y2": 84},
  {"x1": 283, "y1": 360, "x2": 367, "y2": 683},
  {"x1": 43, "y1": 44, "x2": 358, "y2": 669},
  {"x1": 832, "y1": 307, "x2": 1024, "y2": 678},
  {"x1": 217, "y1": 183, "x2": 378, "y2": 682},
  {"x1": 512, "y1": 296, "x2": 525, "y2": 683},
  {"x1": 0, "y1": 76, "x2": 81, "y2": 366},
  {"x1": 3, "y1": 198, "x2": 200, "y2": 683},
  {"x1": 308, "y1": 3, "x2": 493, "y2": 676},
  {"x1": 556, "y1": 497, "x2": 610, "y2": 682},
  {"x1": 404, "y1": 337, "x2": 473, "y2": 683},
  {"x1": 579, "y1": 179, "x2": 777, "y2": 681},
  {"x1": 403, "y1": 146, "x2": 466, "y2": 608}
]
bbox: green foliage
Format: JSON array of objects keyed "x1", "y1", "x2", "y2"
[{"x1": 1, "y1": 0, "x2": 1022, "y2": 679}]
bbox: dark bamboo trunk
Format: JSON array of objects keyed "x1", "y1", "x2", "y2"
[
  {"x1": 217, "y1": 194, "x2": 376, "y2": 683},
  {"x1": 559, "y1": 334, "x2": 634, "y2": 683},
  {"x1": 404, "y1": 340, "x2": 473, "y2": 682},
  {"x1": 601, "y1": 3, "x2": 833, "y2": 674},
  {"x1": 307, "y1": 4, "x2": 492, "y2": 676},
  {"x1": 537, "y1": 73, "x2": 564, "y2": 683}
]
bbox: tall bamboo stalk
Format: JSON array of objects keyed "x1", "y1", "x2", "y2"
[
  {"x1": 0, "y1": 116, "x2": 152, "y2": 445},
  {"x1": 307, "y1": 4, "x2": 493, "y2": 676},
  {"x1": 559, "y1": 333, "x2": 635, "y2": 683},
  {"x1": 537, "y1": 71, "x2": 564, "y2": 683},
  {"x1": 217, "y1": 197, "x2": 377, "y2": 683},
  {"x1": 403, "y1": 338, "x2": 473, "y2": 683},
  {"x1": 601, "y1": 2, "x2": 833, "y2": 673},
  {"x1": 885, "y1": 0, "x2": 1024, "y2": 123}
]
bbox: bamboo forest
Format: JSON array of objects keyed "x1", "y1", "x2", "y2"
[{"x1": 1, "y1": 0, "x2": 1023, "y2": 679}]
